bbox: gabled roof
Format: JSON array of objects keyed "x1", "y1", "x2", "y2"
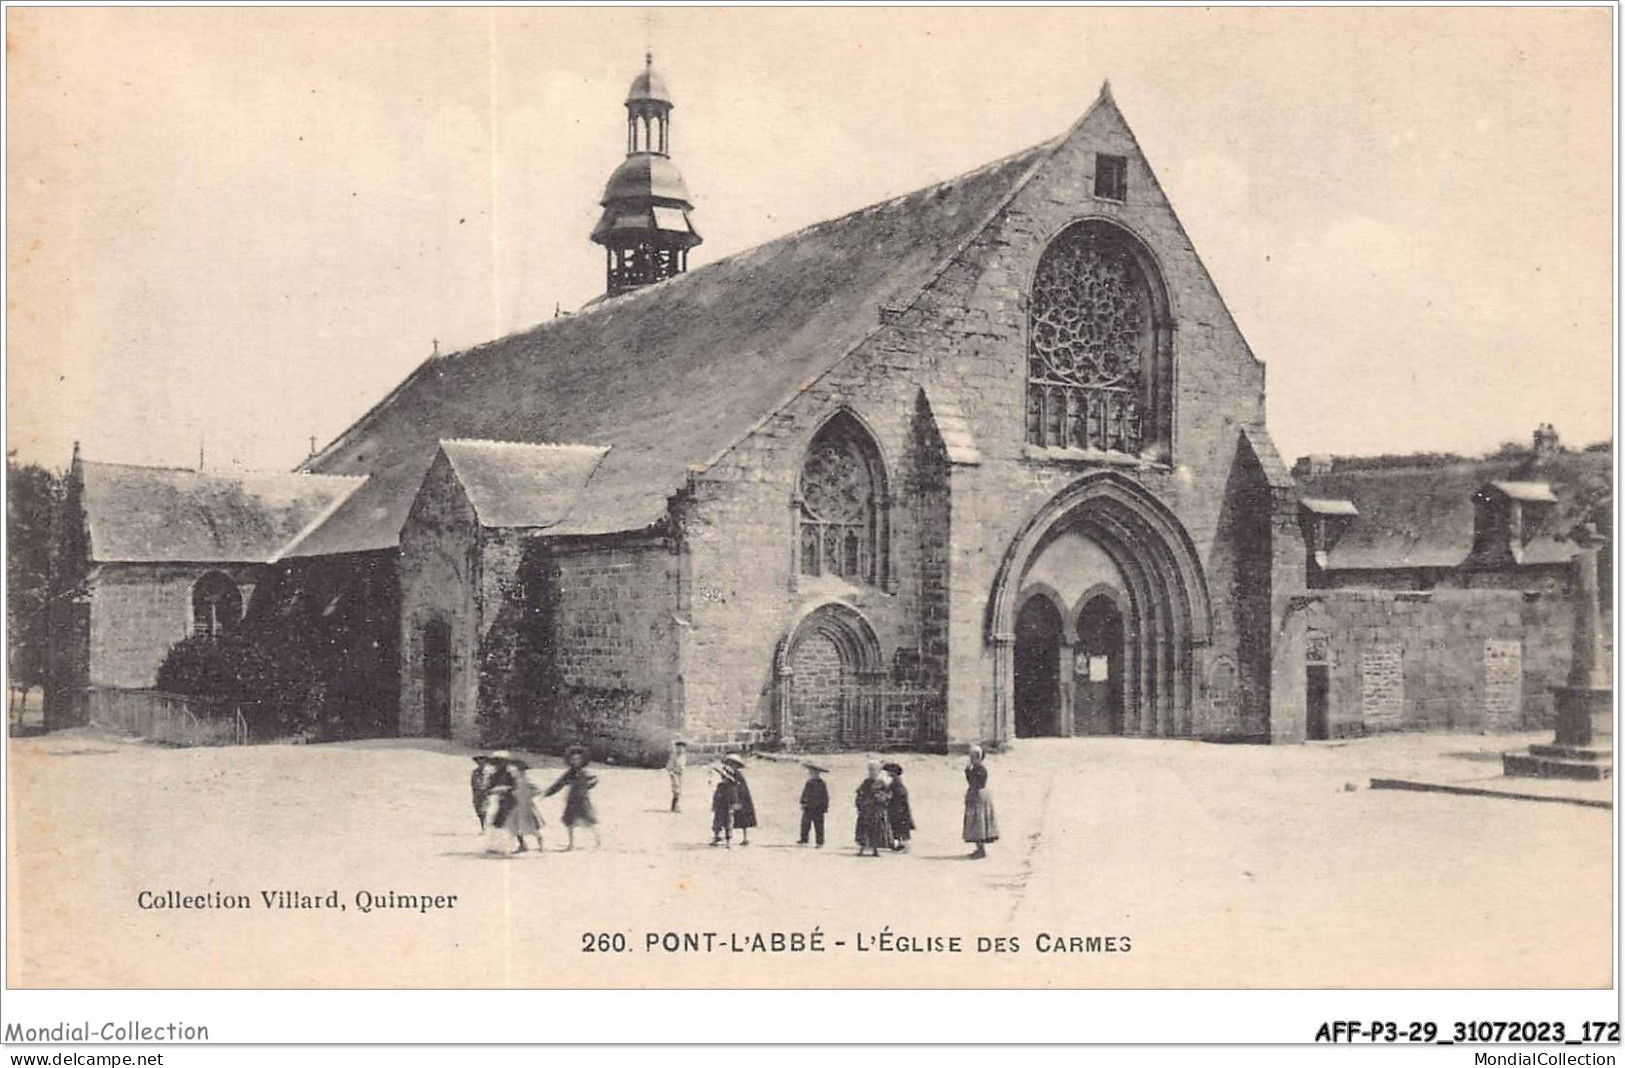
[
  {"x1": 1299, "y1": 497, "x2": 1359, "y2": 517},
  {"x1": 1483, "y1": 480, "x2": 1558, "y2": 503},
  {"x1": 438, "y1": 440, "x2": 610, "y2": 529},
  {"x1": 1296, "y1": 450, "x2": 1610, "y2": 570},
  {"x1": 79, "y1": 461, "x2": 365, "y2": 565},
  {"x1": 294, "y1": 134, "x2": 1062, "y2": 555}
]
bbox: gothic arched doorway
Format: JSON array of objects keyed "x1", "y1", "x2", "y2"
[
  {"x1": 776, "y1": 603, "x2": 884, "y2": 750},
  {"x1": 421, "y1": 619, "x2": 452, "y2": 739},
  {"x1": 1014, "y1": 594, "x2": 1064, "y2": 737},
  {"x1": 1074, "y1": 593, "x2": 1125, "y2": 735},
  {"x1": 988, "y1": 471, "x2": 1213, "y2": 742}
]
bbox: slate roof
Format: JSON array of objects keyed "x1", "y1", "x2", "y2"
[
  {"x1": 79, "y1": 461, "x2": 366, "y2": 565},
  {"x1": 438, "y1": 440, "x2": 610, "y2": 529},
  {"x1": 1484, "y1": 480, "x2": 1558, "y2": 503},
  {"x1": 1299, "y1": 497, "x2": 1359, "y2": 517},
  {"x1": 1295, "y1": 451, "x2": 1610, "y2": 571},
  {"x1": 292, "y1": 135, "x2": 1064, "y2": 556}
]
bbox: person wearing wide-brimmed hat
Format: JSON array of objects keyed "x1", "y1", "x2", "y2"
[
  {"x1": 483, "y1": 751, "x2": 543, "y2": 855},
  {"x1": 722, "y1": 754, "x2": 757, "y2": 845},
  {"x1": 854, "y1": 760, "x2": 893, "y2": 857},
  {"x1": 797, "y1": 763, "x2": 830, "y2": 847},
  {"x1": 962, "y1": 744, "x2": 999, "y2": 859},
  {"x1": 709, "y1": 759, "x2": 739, "y2": 847},
  {"x1": 882, "y1": 761, "x2": 915, "y2": 852},
  {"x1": 544, "y1": 745, "x2": 600, "y2": 851}
]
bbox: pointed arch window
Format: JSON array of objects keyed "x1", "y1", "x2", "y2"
[
  {"x1": 1026, "y1": 220, "x2": 1172, "y2": 459},
  {"x1": 191, "y1": 571, "x2": 243, "y2": 638},
  {"x1": 795, "y1": 413, "x2": 889, "y2": 587}
]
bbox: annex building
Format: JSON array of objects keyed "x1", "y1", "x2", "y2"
[{"x1": 49, "y1": 60, "x2": 1603, "y2": 759}]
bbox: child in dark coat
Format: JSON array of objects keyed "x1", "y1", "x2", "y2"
[
  {"x1": 710, "y1": 763, "x2": 738, "y2": 848},
  {"x1": 798, "y1": 764, "x2": 829, "y2": 847},
  {"x1": 883, "y1": 762, "x2": 915, "y2": 851},
  {"x1": 544, "y1": 745, "x2": 600, "y2": 850}
]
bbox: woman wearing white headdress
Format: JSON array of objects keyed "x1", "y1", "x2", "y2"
[{"x1": 962, "y1": 744, "x2": 998, "y2": 860}]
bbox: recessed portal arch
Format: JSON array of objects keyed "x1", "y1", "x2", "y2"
[
  {"x1": 774, "y1": 601, "x2": 885, "y2": 750},
  {"x1": 988, "y1": 471, "x2": 1212, "y2": 742}
]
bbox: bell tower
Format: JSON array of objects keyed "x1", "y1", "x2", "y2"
[{"x1": 590, "y1": 53, "x2": 702, "y2": 297}]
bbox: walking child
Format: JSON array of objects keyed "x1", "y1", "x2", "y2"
[
  {"x1": 482, "y1": 751, "x2": 542, "y2": 855},
  {"x1": 798, "y1": 763, "x2": 829, "y2": 847},
  {"x1": 544, "y1": 745, "x2": 600, "y2": 850}
]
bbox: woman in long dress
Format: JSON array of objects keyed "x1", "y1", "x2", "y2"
[
  {"x1": 544, "y1": 745, "x2": 600, "y2": 851},
  {"x1": 962, "y1": 744, "x2": 999, "y2": 860},
  {"x1": 854, "y1": 760, "x2": 893, "y2": 858},
  {"x1": 722, "y1": 754, "x2": 756, "y2": 846}
]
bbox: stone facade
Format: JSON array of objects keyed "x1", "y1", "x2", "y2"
[
  {"x1": 668, "y1": 94, "x2": 1296, "y2": 751},
  {"x1": 398, "y1": 449, "x2": 686, "y2": 758},
  {"x1": 86, "y1": 563, "x2": 262, "y2": 689}
]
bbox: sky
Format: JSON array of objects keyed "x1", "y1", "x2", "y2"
[{"x1": 5, "y1": 6, "x2": 1614, "y2": 473}]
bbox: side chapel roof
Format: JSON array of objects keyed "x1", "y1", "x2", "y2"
[
  {"x1": 80, "y1": 461, "x2": 365, "y2": 565},
  {"x1": 438, "y1": 440, "x2": 611, "y2": 529}
]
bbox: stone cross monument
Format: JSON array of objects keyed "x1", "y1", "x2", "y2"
[{"x1": 1504, "y1": 524, "x2": 1613, "y2": 780}]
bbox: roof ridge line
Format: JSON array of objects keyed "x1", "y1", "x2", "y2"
[
  {"x1": 269, "y1": 474, "x2": 373, "y2": 563},
  {"x1": 441, "y1": 437, "x2": 610, "y2": 451},
  {"x1": 302, "y1": 352, "x2": 441, "y2": 472},
  {"x1": 85, "y1": 458, "x2": 365, "y2": 482},
  {"x1": 689, "y1": 103, "x2": 1100, "y2": 477},
  {"x1": 308, "y1": 133, "x2": 1071, "y2": 474},
  {"x1": 477, "y1": 136, "x2": 1071, "y2": 338}
]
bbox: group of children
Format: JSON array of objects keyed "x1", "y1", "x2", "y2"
[
  {"x1": 473, "y1": 738, "x2": 998, "y2": 860},
  {"x1": 471, "y1": 745, "x2": 599, "y2": 855}
]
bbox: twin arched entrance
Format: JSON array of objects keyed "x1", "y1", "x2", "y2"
[
  {"x1": 991, "y1": 472, "x2": 1212, "y2": 741},
  {"x1": 1012, "y1": 586, "x2": 1127, "y2": 737}
]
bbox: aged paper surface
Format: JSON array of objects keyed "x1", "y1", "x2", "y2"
[{"x1": 4, "y1": 7, "x2": 1614, "y2": 996}]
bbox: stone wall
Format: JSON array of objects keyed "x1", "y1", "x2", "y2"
[
  {"x1": 88, "y1": 563, "x2": 261, "y2": 689},
  {"x1": 1275, "y1": 589, "x2": 1549, "y2": 736},
  {"x1": 540, "y1": 537, "x2": 683, "y2": 764}
]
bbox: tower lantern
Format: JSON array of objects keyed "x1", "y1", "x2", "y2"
[{"x1": 590, "y1": 52, "x2": 702, "y2": 297}]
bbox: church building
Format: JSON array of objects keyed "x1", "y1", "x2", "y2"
[
  {"x1": 50, "y1": 57, "x2": 1595, "y2": 759},
  {"x1": 286, "y1": 59, "x2": 1304, "y2": 757}
]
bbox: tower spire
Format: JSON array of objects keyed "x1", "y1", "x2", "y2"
[{"x1": 589, "y1": 52, "x2": 702, "y2": 297}]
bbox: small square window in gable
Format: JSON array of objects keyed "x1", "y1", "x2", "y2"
[{"x1": 1094, "y1": 153, "x2": 1128, "y2": 201}]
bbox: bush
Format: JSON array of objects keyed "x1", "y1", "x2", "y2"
[{"x1": 156, "y1": 632, "x2": 324, "y2": 739}]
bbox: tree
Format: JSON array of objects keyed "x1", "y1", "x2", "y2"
[{"x1": 7, "y1": 454, "x2": 59, "y2": 714}]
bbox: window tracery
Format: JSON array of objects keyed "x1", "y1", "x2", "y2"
[
  {"x1": 797, "y1": 417, "x2": 887, "y2": 586},
  {"x1": 1026, "y1": 223, "x2": 1164, "y2": 455}
]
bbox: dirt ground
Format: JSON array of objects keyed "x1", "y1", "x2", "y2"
[{"x1": 4, "y1": 729, "x2": 1612, "y2": 988}]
